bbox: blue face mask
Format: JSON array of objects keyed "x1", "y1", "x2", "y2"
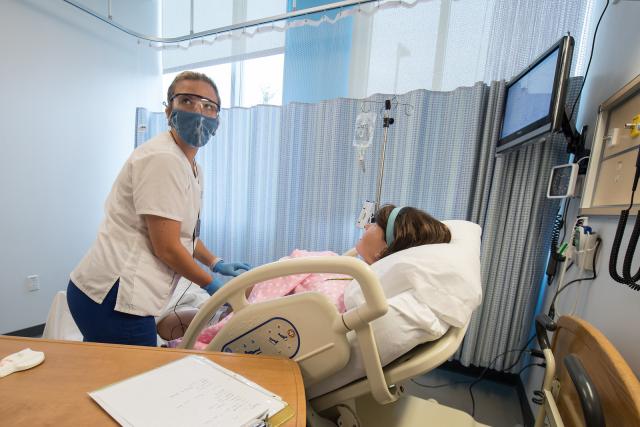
[{"x1": 169, "y1": 109, "x2": 219, "y2": 148}]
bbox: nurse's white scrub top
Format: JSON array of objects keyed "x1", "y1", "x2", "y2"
[{"x1": 71, "y1": 131, "x2": 202, "y2": 316}]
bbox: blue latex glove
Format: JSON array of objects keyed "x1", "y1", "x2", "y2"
[
  {"x1": 203, "y1": 277, "x2": 224, "y2": 296},
  {"x1": 211, "y1": 260, "x2": 252, "y2": 277}
]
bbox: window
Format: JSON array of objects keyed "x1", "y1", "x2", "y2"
[
  {"x1": 162, "y1": 0, "x2": 285, "y2": 108},
  {"x1": 162, "y1": 53, "x2": 284, "y2": 108},
  {"x1": 239, "y1": 54, "x2": 284, "y2": 107}
]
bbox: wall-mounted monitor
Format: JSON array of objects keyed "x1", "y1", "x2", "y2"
[{"x1": 497, "y1": 36, "x2": 574, "y2": 154}]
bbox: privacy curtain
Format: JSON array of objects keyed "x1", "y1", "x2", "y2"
[{"x1": 456, "y1": 80, "x2": 582, "y2": 369}]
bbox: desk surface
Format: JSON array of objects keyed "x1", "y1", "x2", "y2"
[{"x1": 0, "y1": 336, "x2": 305, "y2": 426}]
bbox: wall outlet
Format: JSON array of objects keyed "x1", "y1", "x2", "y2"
[
  {"x1": 26, "y1": 275, "x2": 40, "y2": 292},
  {"x1": 604, "y1": 127, "x2": 620, "y2": 147}
]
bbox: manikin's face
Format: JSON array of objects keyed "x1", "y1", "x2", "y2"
[{"x1": 355, "y1": 223, "x2": 387, "y2": 265}]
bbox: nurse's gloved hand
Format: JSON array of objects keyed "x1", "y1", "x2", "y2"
[
  {"x1": 211, "y1": 260, "x2": 252, "y2": 277},
  {"x1": 203, "y1": 277, "x2": 224, "y2": 296}
]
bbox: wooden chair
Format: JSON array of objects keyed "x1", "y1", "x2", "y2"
[{"x1": 535, "y1": 315, "x2": 640, "y2": 426}]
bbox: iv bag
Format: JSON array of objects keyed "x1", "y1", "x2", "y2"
[{"x1": 353, "y1": 112, "x2": 376, "y2": 148}]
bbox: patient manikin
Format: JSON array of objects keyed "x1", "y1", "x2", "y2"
[{"x1": 157, "y1": 205, "x2": 453, "y2": 346}]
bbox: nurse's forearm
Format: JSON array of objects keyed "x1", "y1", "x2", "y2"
[
  {"x1": 156, "y1": 244, "x2": 212, "y2": 286},
  {"x1": 194, "y1": 239, "x2": 218, "y2": 268},
  {"x1": 145, "y1": 214, "x2": 212, "y2": 286}
]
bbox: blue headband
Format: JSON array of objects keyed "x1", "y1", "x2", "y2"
[{"x1": 385, "y1": 207, "x2": 404, "y2": 247}]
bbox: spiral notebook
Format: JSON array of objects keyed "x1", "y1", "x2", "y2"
[{"x1": 89, "y1": 355, "x2": 292, "y2": 427}]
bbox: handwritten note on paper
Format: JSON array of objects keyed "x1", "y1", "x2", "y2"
[{"x1": 89, "y1": 355, "x2": 286, "y2": 427}]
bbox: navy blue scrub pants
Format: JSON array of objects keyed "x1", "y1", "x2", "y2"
[{"x1": 66, "y1": 280, "x2": 157, "y2": 346}]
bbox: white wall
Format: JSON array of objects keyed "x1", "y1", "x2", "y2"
[
  {"x1": 0, "y1": 0, "x2": 162, "y2": 333},
  {"x1": 525, "y1": 0, "x2": 640, "y2": 410}
]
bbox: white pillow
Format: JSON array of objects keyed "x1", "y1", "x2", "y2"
[
  {"x1": 308, "y1": 221, "x2": 483, "y2": 398},
  {"x1": 344, "y1": 220, "x2": 482, "y2": 331}
]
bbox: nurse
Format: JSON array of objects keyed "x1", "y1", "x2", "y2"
[{"x1": 66, "y1": 71, "x2": 250, "y2": 346}]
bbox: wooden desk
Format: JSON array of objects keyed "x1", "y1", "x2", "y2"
[{"x1": 0, "y1": 336, "x2": 305, "y2": 426}]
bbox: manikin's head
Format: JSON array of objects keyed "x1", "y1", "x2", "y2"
[{"x1": 355, "y1": 205, "x2": 451, "y2": 264}]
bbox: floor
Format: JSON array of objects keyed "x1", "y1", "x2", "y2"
[{"x1": 407, "y1": 367, "x2": 525, "y2": 427}]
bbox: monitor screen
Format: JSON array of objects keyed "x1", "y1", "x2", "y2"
[
  {"x1": 500, "y1": 49, "x2": 558, "y2": 140},
  {"x1": 497, "y1": 36, "x2": 573, "y2": 154}
]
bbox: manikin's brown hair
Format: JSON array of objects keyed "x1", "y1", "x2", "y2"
[{"x1": 374, "y1": 205, "x2": 451, "y2": 259}]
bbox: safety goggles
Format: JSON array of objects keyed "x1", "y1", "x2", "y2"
[{"x1": 169, "y1": 93, "x2": 220, "y2": 118}]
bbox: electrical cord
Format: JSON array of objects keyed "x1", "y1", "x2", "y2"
[
  {"x1": 609, "y1": 147, "x2": 640, "y2": 290},
  {"x1": 550, "y1": 211, "x2": 564, "y2": 253},
  {"x1": 575, "y1": 156, "x2": 590, "y2": 165},
  {"x1": 517, "y1": 362, "x2": 546, "y2": 377},
  {"x1": 558, "y1": 198, "x2": 571, "y2": 248},
  {"x1": 410, "y1": 335, "x2": 538, "y2": 417},
  {"x1": 622, "y1": 215, "x2": 640, "y2": 283},
  {"x1": 469, "y1": 335, "x2": 536, "y2": 417},
  {"x1": 547, "y1": 198, "x2": 571, "y2": 285},
  {"x1": 567, "y1": 0, "x2": 610, "y2": 123},
  {"x1": 532, "y1": 390, "x2": 545, "y2": 405},
  {"x1": 411, "y1": 378, "x2": 472, "y2": 389},
  {"x1": 549, "y1": 238, "x2": 602, "y2": 319},
  {"x1": 169, "y1": 284, "x2": 221, "y2": 340},
  {"x1": 169, "y1": 280, "x2": 193, "y2": 339}
]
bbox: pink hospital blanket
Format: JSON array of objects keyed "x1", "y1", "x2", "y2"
[{"x1": 192, "y1": 249, "x2": 351, "y2": 350}]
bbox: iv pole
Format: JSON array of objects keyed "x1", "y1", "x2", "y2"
[
  {"x1": 354, "y1": 97, "x2": 410, "y2": 228},
  {"x1": 374, "y1": 100, "x2": 395, "y2": 212}
]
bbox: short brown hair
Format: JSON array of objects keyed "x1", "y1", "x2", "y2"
[
  {"x1": 374, "y1": 204, "x2": 451, "y2": 259},
  {"x1": 167, "y1": 71, "x2": 220, "y2": 106}
]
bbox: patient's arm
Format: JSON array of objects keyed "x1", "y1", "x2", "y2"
[{"x1": 157, "y1": 308, "x2": 199, "y2": 341}]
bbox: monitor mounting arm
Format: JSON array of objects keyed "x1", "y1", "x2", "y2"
[{"x1": 560, "y1": 109, "x2": 589, "y2": 171}]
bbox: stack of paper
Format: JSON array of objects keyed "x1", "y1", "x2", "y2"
[{"x1": 89, "y1": 355, "x2": 290, "y2": 427}]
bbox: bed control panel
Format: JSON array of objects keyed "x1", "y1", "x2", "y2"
[{"x1": 221, "y1": 317, "x2": 300, "y2": 359}]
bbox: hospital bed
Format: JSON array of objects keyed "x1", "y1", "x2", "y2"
[
  {"x1": 179, "y1": 221, "x2": 486, "y2": 426},
  {"x1": 44, "y1": 221, "x2": 484, "y2": 425}
]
